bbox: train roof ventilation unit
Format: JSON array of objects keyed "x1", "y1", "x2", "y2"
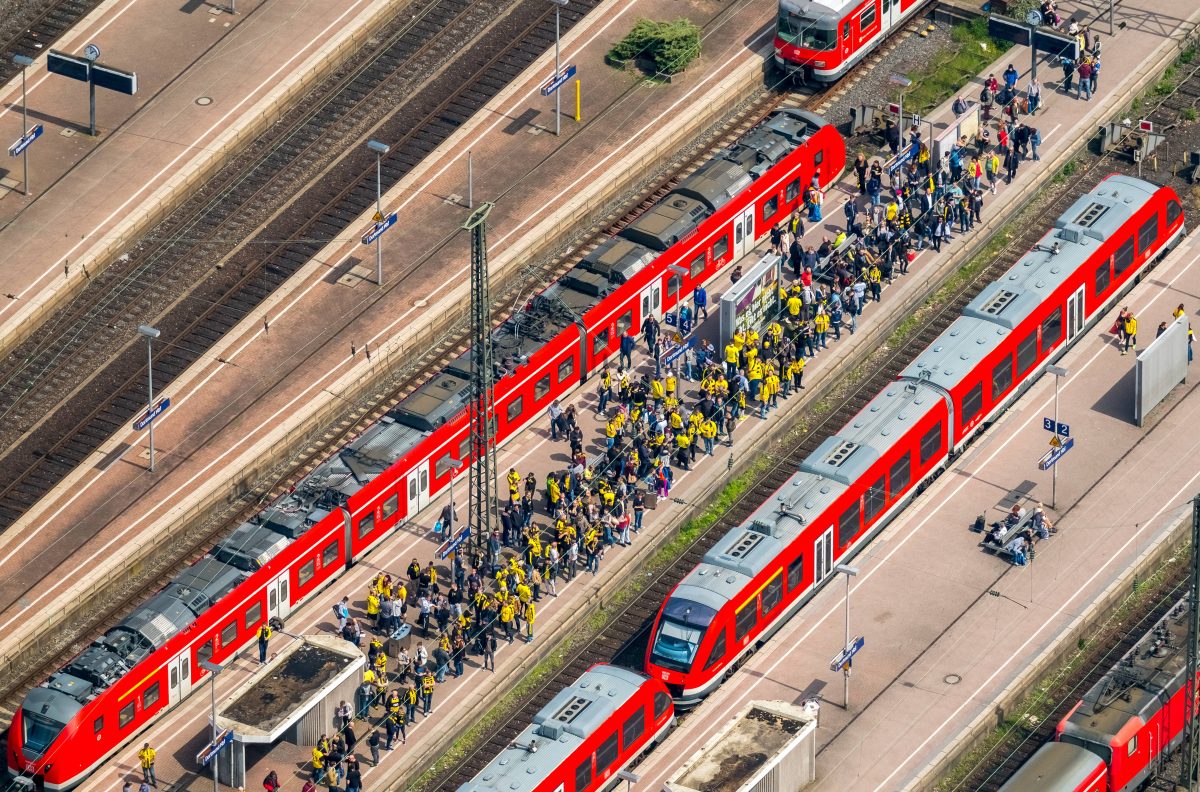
[
  {"x1": 729, "y1": 530, "x2": 765, "y2": 557},
  {"x1": 1073, "y1": 202, "x2": 1110, "y2": 228},
  {"x1": 823, "y1": 440, "x2": 858, "y2": 467},
  {"x1": 551, "y1": 695, "x2": 591, "y2": 725},
  {"x1": 979, "y1": 289, "x2": 1018, "y2": 316}
]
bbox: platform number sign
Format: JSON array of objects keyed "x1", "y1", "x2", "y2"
[{"x1": 1042, "y1": 417, "x2": 1069, "y2": 437}]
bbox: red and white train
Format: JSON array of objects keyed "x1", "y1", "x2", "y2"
[
  {"x1": 774, "y1": 0, "x2": 932, "y2": 83},
  {"x1": 7, "y1": 109, "x2": 845, "y2": 790},
  {"x1": 645, "y1": 174, "x2": 1185, "y2": 703},
  {"x1": 999, "y1": 601, "x2": 1192, "y2": 791},
  {"x1": 457, "y1": 664, "x2": 674, "y2": 792}
]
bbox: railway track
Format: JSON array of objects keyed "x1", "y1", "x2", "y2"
[
  {"x1": 0, "y1": 0, "x2": 602, "y2": 531},
  {"x1": 0, "y1": 0, "x2": 100, "y2": 86}
]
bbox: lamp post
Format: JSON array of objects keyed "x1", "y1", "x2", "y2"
[
  {"x1": 1046, "y1": 364, "x2": 1069, "y2": 509},
  {"x1": 834, "y1": 564, "x2": 859, "y2": 709},
  {"x1": 888, "y1": 73, "x2": 912, "y2": 137},
  {"x1": 137, "y1": 325, "x2": 161, "y2": 472},
  {"x1": 199, "y1": 659, "x2": 223, "y2": 792},
  {"x1": 367, "y1": 139, "x2": 390, "y2": 286},
  {"x1": 13, "y1": 55, "x2": 34, "y2": 196},
  {"x1": 548, "y1": 0, "x2": 569, "y2": 136}
]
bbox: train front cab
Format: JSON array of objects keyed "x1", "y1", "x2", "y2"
[{"x1": 775, "y1": 0, "x2": 905, "y2": 83}]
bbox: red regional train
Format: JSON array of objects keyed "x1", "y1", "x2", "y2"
[
  {"x1": 774, "y1": 0, "x2": 932, "y2": 83},
  {"x1": 457, "y1": 664, "x2": 674, "y2": 792},
  {"x1": 999, "y1": 601, "x2": 1192, "y2": 791},
  {"x1": 645, "y1": 174, "x2": 1185, "y2": 704},
  {"x1": 7, "y1": 109, "x2": 845, "y2": 790}
]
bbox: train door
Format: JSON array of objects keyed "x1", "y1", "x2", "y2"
[
  {"x1": 814, "y1": 528, "x2": 834, "y2": 584},
  {"x1": 1066, "y1": 286, "x2": 1085, "y2": 341},
  {"x1": 168, "y1": 651, "x2": 193, "y2": 704},
  {"x1": 268, "y1": 573, "x2": 291, "y2": 621},
  {"x1": 881, "y1": 0, "x2": 895, "y2": 30},
  {"x1": 640, "y1": 282, "x2": 663, "y2": 323},
  {"x1": 733, "y1": 206, "x2": 755, "y2": 260},
  {"x1": 406, "y1": 461, "x2": 431, "y2": 518}
]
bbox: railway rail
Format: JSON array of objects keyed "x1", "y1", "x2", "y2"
[
  {"x1": 0, "y1": 0, "x2": 100, "y2": 86},
  {"x1": 0, "y1": 0, "x2": 601, "y2": 531}
]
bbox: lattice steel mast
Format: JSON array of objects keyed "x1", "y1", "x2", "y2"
[
  {"x1": 464, "y1": 203, "x2": 497, "y2": 568},
  {"x1": 1180, "y1": 494, "x2": 1200, "y2": 790}
]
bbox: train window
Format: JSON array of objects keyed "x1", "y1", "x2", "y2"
[
  {"x1": 843, "y1": 22, "x2": 851, "y2": 40},
  {"x1": 622, "y1": 710, "x2": 645, "y2": 748},
  {"x1": 690, "y1": 252, "x2": 707, "y2": 278},
  {"x1": 575, "y1": 759, "x2": 592, "y2": 791},
  {"x1": 735, "y1": 602, "x2": 757, "y2": 640},
  {"x1": 592, "y1": 328, "x2": 610, "y2": 357},
  {"x1": 860, "y1": 3, "x2": 876, "y2": 29},
  {"x1": 786, "y1": 179, "x2": 800, "y2": 202},
  {"x1": 837, "y1": 501, "x2": 860, "y2": 547},
  {"x1": 814, "y1": 150, "x2": 824, "y2": 166},
  {"x1": 142, "y1": 682, "x2": 160, "y2": 710},
  {"x1": 220, "y1": 620, "x2": 238, "y2": 647},
  {"x1": 961, "y1": 382, "x2": 983, "y2": 425},
  {"x1": 713, "y1": 234, "x2": 729, "y2": 262},
  {"x1": 170, "y1": 666, "x2": 178, "y2": 689},
  {"x1": 1016, "y1": 332, "x2": 1038, "y2": 375},
  {"x1": 298, "y1": 559, "x2": 316, "y2": 586},
  {"x1": 1113, "y1": 239, "x2": 1135, "y2": 275},
  {"x1": 667, "y1": 273, "x2": 682, "y2": 298},
  {"x1": 358, "y1": 511, "x2": 375, "y2": 539},
  {"x1": 654, "y1": 691, "x2": 672, "y2": 719},
  {"x1": 992, "y1": 354, "x2": 1013, "y2": 399},
  {"x1": 919, "y1": 423, "x2": 942, "y2": 466},
  {"x1": 883, "y1": 0, "x2": 892, "y2": 11},
  {"x1": 762, "y1": 575, "x2": 783, "y2": 615},
  {"x1": 269, "y1": 588, "x2": 278, "y2": 611},
  {"x1": 787, "y1": 555, "x2": 804, "y2": 589},
  {"x1": 322, "y1": 540, "x2": 339, "y2": 568},
  {"x1": 863, "y1": 477, "x2": 885, "y2": 523},
  {"x1": 762, "y1": 196, "x2": 779, "y2": 223},
  {"x1": 558, "y1": 357, "x2": 575, "y2": 382},
  {"x1": 889, "y1": 454, "x2": 910, "y2": 499},
  {"x1": 119, "y1": 703, "x2": 135, "y2": 729},
  {"x1": 182, "y1": 658, "x2": 190, "y2": 681},
  {"x1": 383, "y1": 494, "x2": 398, "y2": 519},
  {"x1": 93, "y1": 716, "x2": 103, "y2": 734},
  {"x1": 506, "y1": 396, "x2": 524, "y2": 423},
  {"x1": 1094, "y1": 260, "x2": 1111, "y2": 296},
  {"x1": 1041, "y1": 307, "x2": 1063, "y2": 348},
  {"x1": 534, "y1": 375, "x2": 551, "y2": 401},
  {"x1": 1128, "y1": 735, "x2": 1138, "y2": 756},
  {"x1": 597, "y1": 733, "x2": 619, "y2": 772},
  {"x1": 245, "y1": 602, "x2": 263, "y2": 630},
  {"x1": 1138, "y1": 215, "x2": 1158, "y2": 253},
  {"x1": 1168, "y1": 200, "x2": 1182, "y2": 227},
  {"x1": 459, "y1": 437, "x2": 472, "y2": 461},
  {"x1": 616, "y1": 311, "x2": 633, "y2": 335},
  {"x1": 703, "y1": 629, "x2": 727, "y2": 670}
]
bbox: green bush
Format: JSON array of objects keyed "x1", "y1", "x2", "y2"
[{"x1": 609, "y1": 18, "x2": 702, "y2": 75}]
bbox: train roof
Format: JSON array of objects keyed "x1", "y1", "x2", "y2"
[
  {"x1": 900, "y1": 317, "x2": 1009, "y2": 392},
  {"x1": 997, "y1": 742, "x2": 1104, "y2": 791},
  {"x1": 390, "y1": 372, "x2": 471, "y2": 432},
  {"x1": 619, "y1": 193, "x2": 710, "y2": 252},
  {"x1": 580, "y1": 236, "x2": 656, "y2": 285},
  {"x1": 458, "y1": 665, "x2": 649, "y2": 792},
  {"x1": 779, "y1": 0, "x2": 841, "y2": 26},
  {"x1": 675, "y1": 158, "x2": 754, "y2": 213}
]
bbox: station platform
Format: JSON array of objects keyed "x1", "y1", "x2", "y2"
[
  {"x1": 0, "y1": 0, "x2": 392, "y2": 353},
  {"x1": 625, "y1": 231, "x2": 1200, "y2": 791},
  {"x1": 4, "y1": 0, "x2": 1197, "y2": 790}
]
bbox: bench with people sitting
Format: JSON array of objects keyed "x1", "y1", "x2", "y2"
[{"x1": 976, "y1": 503, "x2": 1056, "y2": 565}]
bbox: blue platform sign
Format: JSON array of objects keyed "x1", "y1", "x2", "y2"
[
  {"x1": 1042, "y1": 417, "x2": 1070, "y2": 437},
  {"x1": 133, "y1": 397, "x2": 170, "y2": 431},
  {"x1": 8, "y1": 124, "x2": 43, "y2": 157},
  {"x1": 829, "y1": 635, "x2": 865, "y2": 672},
  {"x1": 540, "y1": 63, "x2": 577, "y2": 96},
  {"x1": 1038, "y1": 437, "x2": 1074, "y2": 471},
  {"x1": 196, "y1": 728, "x2": 233, "y2": 767},
  {"x1": 361, "y1": 212, "x2": 397, "y2": 245},
  {"x1": 438, "y1": 527, "x2": 471, "y2": 560}
]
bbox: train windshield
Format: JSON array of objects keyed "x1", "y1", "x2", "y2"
[
  {"x1": 21, "y1": 710, "x2": 65, "y2": 756},
  {"x1": 650, "y1": 598, "x2": 717, "y2": 671},
  {"x1": 777, "y1": 10, "x2": 837, "y2": 50}
]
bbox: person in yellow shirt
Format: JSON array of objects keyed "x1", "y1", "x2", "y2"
[
  {"x1": 700, "y1": 418, "x2": 718, "y2": 455},
  {"x1": 1122, "y1": 313, "x2": 1138, "y2": 355},
  {"x1": 814, "y1": 312, "x2": 829, "y2": 350},
  {"x1": 523, "y1": 601, "x2": 537, "y2": 642},
  {"x1": 138, "y1": 743, "x2": 157, "y2": 787}
]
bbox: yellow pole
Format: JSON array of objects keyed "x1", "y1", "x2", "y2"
[{"x1": 575, "y1": 79, "x2": 582, "y2": 122}]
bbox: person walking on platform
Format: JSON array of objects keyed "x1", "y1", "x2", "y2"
[
  {"x1": 420, "y1": 670, "x2": 436, "y2": 715},
  {"x1": 1122, "y1": 312, "x2": 1138, "y2": 355},
  {"x1": 137, "y1": 743, "x2": 157, "y2": 788},
  {"x1": 368, "y1": 730, "x2": 382, "y2": 764},
  {"x1": 257, "y1": 622, "x2": 272, "y2": 664}
]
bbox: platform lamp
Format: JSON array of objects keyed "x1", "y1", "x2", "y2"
[
  {"x1": 367, "y1": 139, "x2": 390, "y2": 287},
  {"x1": 547, "y1": 0, "x2": 569, "y2": 136},
  {"x1": 834, "y1": 564, "x2": 859, "y2": 709},
  {"x1": 12, "y1": 55, "x2": 34, "y2": 196},
  {"x1": 137, "y1": 325, "x2": 161, "y2": 472},
  {"x1": 888, "y1": 72, "x2": 912, "y2": 136},
  {"x1": 199, "y1": 659, "x2": 223, "y2": 792}
]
